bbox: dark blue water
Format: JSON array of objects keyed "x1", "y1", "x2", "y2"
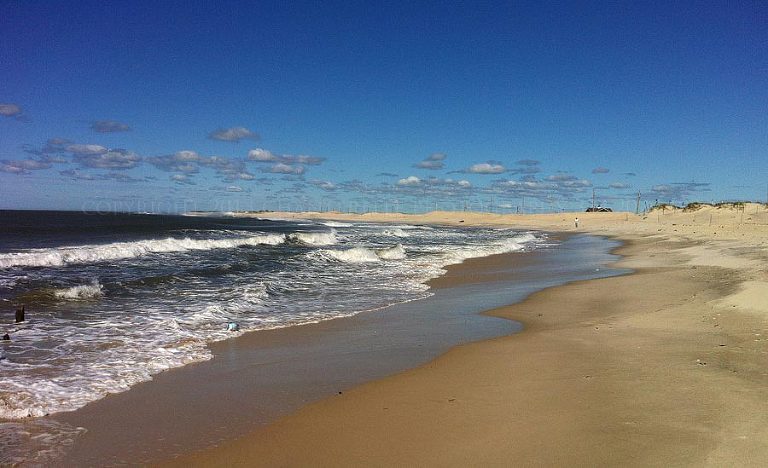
[{"x1": 0, "y1": 211, "x2": 547, "y2": 422}]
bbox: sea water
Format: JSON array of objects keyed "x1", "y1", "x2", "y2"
[{"x1": 0, "y1": 210, "x2": 547, "y2": 425}]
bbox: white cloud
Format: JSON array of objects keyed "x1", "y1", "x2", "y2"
[
  {"x1": 248, "y1": 148, "x2": 325, "y2": 166},
  {"x1": 74, "y1": 149, "x2": 141, "y2": 170},
  {"x1": 171, "y1": 174, "x2": 195, "y2": 185},
  {"x1": 467, "y1": 162, "x2": 505, "y2": 174},
  {"x1": 592, "y1": 167, "x2": 610, "y2": 174},
  {"x1": 60, "y1": 169, "x2": 143, "y2": 182},
  {"x1": 174, "y1": 150, "x2": 203, "y2": 161},
  {"x1": 609, "y1": 182, "x2": 630, "y2": 189},
  {"x1": 414, "y1": 152, "x2": 446, "y2": 170},
  {"x1": 248, "y1": 148, "x2": 279, "y2": 162},
  {"x1": 0, "y1": 159, "x2": 52, "y2": 174},
  {"x1": 209, "y1": 126, "x2": 259, "y2": 142},
  {"x1": 264, "y1": 163, "x2": 305, "y2": 175},
  {"x1": 0, "y1": 103, "x2": 22, "y2": 117},
  {"x1": 546, "y1": 174, "x2": 578, "y2": 182},
  {"x1": 458, "y1": 180, "x2": 471, "y2": 188},
  {"x1": 66, "y1": 144, "x2": 109, "y2": 155},
  {"x1": 147, "y1": 151, "x2": 202, "y2": 173},
  {"x1": 397, "y1": 175, "x2": 421, "y2": 186}
]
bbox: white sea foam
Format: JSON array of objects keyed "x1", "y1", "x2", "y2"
[
  {"x1": 289, "y1": 231, "x2": 337, "y2": 245},
  {"x1": 0, "y1": 233, "x2": 286, "y2": 269},
  {"x1": 53, "y1": 281, "x2": 103, "y2": 300},
  {"x1": 377, "y1": 244, "x2": 407, "y2": 260},
  {"x1": 322, "y1": 247, "x2": 381, "y2": 263},
  {"x1": 321, "y1": 221, "x2": 353, "y2": 228},
  {"x1": 381, "y1": 228, "x2": 409, "y2": 237},
  {"x1": 318, "y1": 243, "x2": 407, "y2": 263},
  {"x1": 0, "y1": 419, "x2": 86, "y2": 465},
  {"x1": 444, "y1": 233, "x2": 537, "y2": 262}
]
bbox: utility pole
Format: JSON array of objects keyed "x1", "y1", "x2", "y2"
[
  {"x1": 592, "y1": 189, "x2": 596, "y2": 210},
  {"x1": 635, "y1": 191, "x2": 641, "y2": 214}
]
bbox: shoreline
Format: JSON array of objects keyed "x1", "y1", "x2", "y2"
[
  {"x1": 172, "y1": 209, "x2": 768, "y2": 466},
  {"x1": 45, "y1": 230, "x2": 621, "y2": 465}
]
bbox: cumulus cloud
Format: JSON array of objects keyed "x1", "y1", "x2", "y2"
[
  {"x1": 609, "y1": 182, "x2": 631, "y2": 189},
  {"x1": 397, "y1": 175, "x2": 422, "y2": 186},
  {"x1": 0, "y1": 159, "x2": 52, "y2": 174},
  {"x1": 91, "y1": 120, "x2": 131, "y2": 133},
  {"x1": 23, "y1": 138, "x2": 73, "y2": 162},
  {"x1": 60, "y1": 169, "x2": 143, "y2": 182},
  {"x1": 263, "y1": 163, "x2": 305, "y2": 175},
  {"x1": 248, "y1": 148, "x2": 325, "y2": 166},
  {"x1": 423, "y1": 177, "x2": 472, "y2": 189},
  {"x1": 546, "y1": 173, "x2": 578, "y2": 182},
  {"x1": 466, "y1": 162, "x2": 506, "y2": 174},
  {"x1": 377, "y1": 172, "x2": 399, "y2": 177},
  {"x1": 0, "y1": 103, "x2": 22, "y2": 117},
  {"x1": 209, "y1": 126, "x2": 259, "y2": 142},
  {"x1": 414, "y1": 152, "x2": 446, "y2": 170},
  {"x1": 148, "y1": 151, "x2": 257, "y2": 182},
  {"x1": 248, "y1": 147, "x2": 325, "y2": 177},
  {"x1": 247, "y1": 148, "x2": 279, "y2": 162},
  {"x1": 592, "y1": 167, "x2": 610, "y2": 174},
  {"x1": 66, "y1": 144, "x2": 109, "y2": 155},
  {"x1": 147, "y1": 150, "x2": 203, "y2": 173},
  {"x1": 171, "y1": 174, "x2": 195, "y2": 185},
  {"x1": 201, "y1": 155, "x2": 253, "y2": 181},
  {"x1": 74, "y1": 149, "x2": 141, "y2": 170},
  {"x1": 490, "y1": 175, "x2": 592, "y2": 201},
  {"x1": 516, "y1": 159, "x2": 540, "y2": 166}
]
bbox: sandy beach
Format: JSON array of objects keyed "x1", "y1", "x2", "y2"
[{"x1": 171, "y1": 204, "x2": 768, "y2": 466}]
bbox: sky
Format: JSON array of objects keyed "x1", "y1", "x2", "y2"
[{"x1": 1, "y1": 0, "x2": 766, "y2": 213}]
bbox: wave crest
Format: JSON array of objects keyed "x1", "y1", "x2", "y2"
[
  {"x1": 289, "y1": 231, "x2": 337, "y2": 245},
  {"x1": 53, "y1": 281, "x2": 103, "y2": 300},
  {"x1": 317, "y1": 244, "x2": 406, "y2": 263},
  {"x1": 0, "y1": 233, "x2": 286, "y2": 269}
]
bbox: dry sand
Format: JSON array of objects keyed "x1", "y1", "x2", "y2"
[{"x1": 172, "y1": 204, "x2": 768, "y2": 467}]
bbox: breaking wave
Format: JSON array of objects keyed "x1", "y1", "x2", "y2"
[
  {"x1": 288, "y1": 231, "x2": 337, "y2": 245},
  {"x1": 53, "y1": 281, "x2": 103, "y2": 300},
  {"x1": 445, "y1": 233, "x2": 537, "y2": 262},
  {"x1": 316, "y1": 244, "x2": 407, "y2": 263},
  {"x1": 0, "y1": 233, "x2": 286, "y2": 269},
  {"x1": 381, "y1": 228, "x2": 409, "y2": 237},
  {"x1": 321, "y1": 221, "x2": 353, "y2": 228}
]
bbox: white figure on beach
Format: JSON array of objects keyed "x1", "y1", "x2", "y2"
[{"x1": 574, "y1": 217, "x2": 579, "y2": 228}]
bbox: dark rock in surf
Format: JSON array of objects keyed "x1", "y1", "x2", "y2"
[{"x1": 15, "y1": 306, "x2": 25, "y2": 323}]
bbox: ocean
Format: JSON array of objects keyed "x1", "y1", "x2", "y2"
[{"x1": 0, "y1": 210, "x2": 547, "y2": 424}]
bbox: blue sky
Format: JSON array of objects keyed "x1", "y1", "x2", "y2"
[{"x1": 1, "y1": 0, "x2": 766, "y2": 213}]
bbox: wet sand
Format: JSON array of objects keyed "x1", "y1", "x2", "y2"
[{"x1": 173, "y1": 209, "x2": 768, "y2": 466}]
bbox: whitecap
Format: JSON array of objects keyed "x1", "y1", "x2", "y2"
[
  {"x1": 53, "y1": 281, "x2": 103, "y2": 300},
  {"x1": 0, "y1": 233, "x2": 286, "y2": 269},
  {"x1": 289, "y1": 231, "x2": 337, "y2": 246}
]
